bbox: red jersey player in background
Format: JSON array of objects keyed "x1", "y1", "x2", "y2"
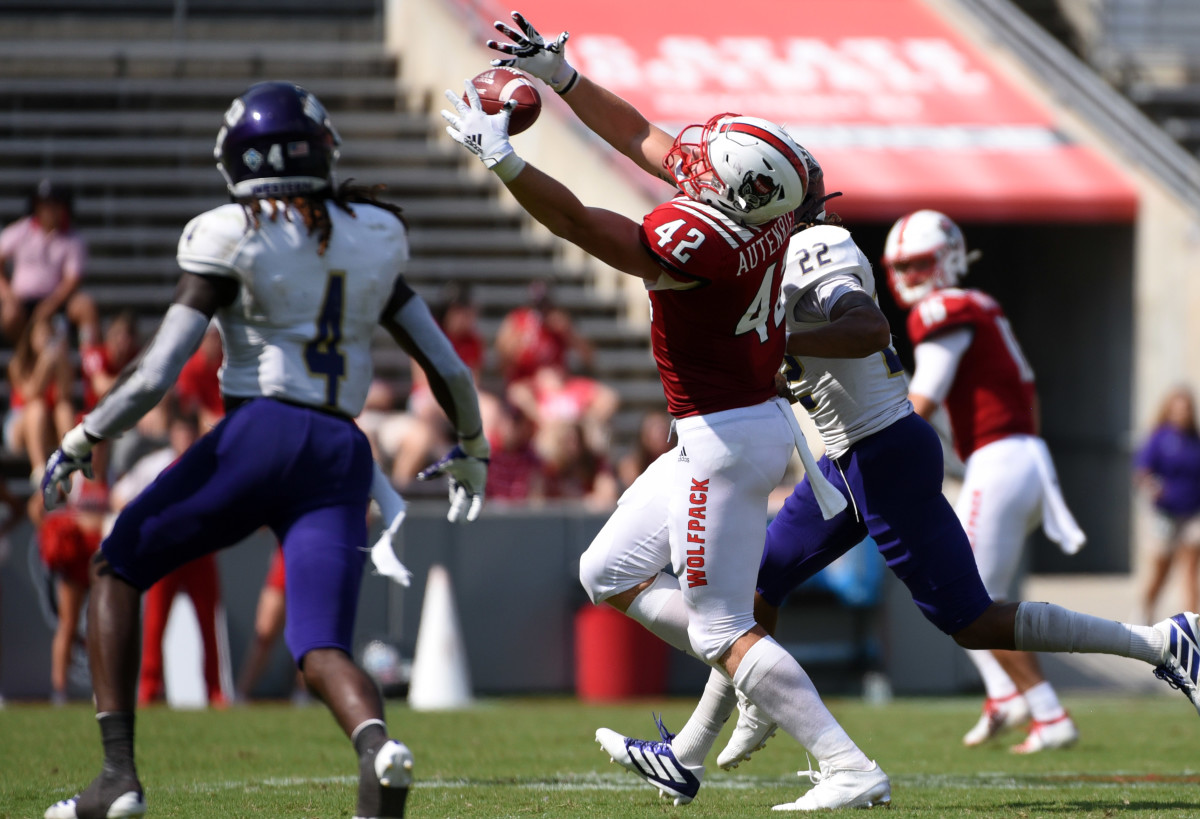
[
  {"x1": 885, "y1": 209, "x2": 1087, "y2": 753},
  {"x1": 441, "y1": 10, "x2": 894, "y2": 810}
]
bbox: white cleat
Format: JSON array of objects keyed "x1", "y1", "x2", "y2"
[
  {"x1": 773, "y1": 761, "x2": 891, "y2": 811},
  {"x1": 717, "y1": 690, "x2": 778, "y2": 770},
  {"x1": 962, "y1": 693, "x2": 1030, "y2": 747},
  {"x1": 595, "y1": 717, "x2": 703, "y2": 806},
  {"x1": 375, "y1": 740, "x2": 415, "y2": 788},
  {"x1": 1152, "y1": 612, "x2": 1200, "y2": 716},
  {"x1": 1010, "y1": 713, "x2": 1079, "y2": 754},
  {"x1": 353, "y1": 740, "x2": 414, "y2": 819},
  {"x1": 44, "y1": 791, "x2": 146, "y2": 819}
]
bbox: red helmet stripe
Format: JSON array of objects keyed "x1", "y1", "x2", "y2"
[
  {"x1": 890, "y1": 212, "x2": 916, "y2": 260},
  {"x1": 723, "y1": 122, "x2": 809, "y2": 186}
]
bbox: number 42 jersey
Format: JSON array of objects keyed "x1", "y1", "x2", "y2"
[
  {"x1": 641, "y1": 196, "x2": 795, "y2": 418},
  {"x1": 176, "y1": 202, "x2": 408, "y2": 417}
]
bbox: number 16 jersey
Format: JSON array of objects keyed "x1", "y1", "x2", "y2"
[
  {"x1": 176, "y1": 202, "x2": 408, "y2": 417},
  {"x1": 641, "y1": 196, "x2": 794, "y2": 418}
]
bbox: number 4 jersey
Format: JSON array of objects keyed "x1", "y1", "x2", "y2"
[
  {"x1": 778, "y1": 225, "x2": 912, "y2": 459},
  {"x1": 177, "y1": 202, "x2": 408, "y2": 417},
  {"x1": 907, "y1": 287, "x2": 1036, "y2": 460},
  {"x1": 641, "y1": 196, "x2": 794, "y2": 418}
]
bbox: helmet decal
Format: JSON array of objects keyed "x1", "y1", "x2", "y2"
[
  {"x1": 242, "y1": 149, "x2": 264, "y2": 172},
  {"x1": 737, "y1": 170, "x2": 782, "y2": 211}
]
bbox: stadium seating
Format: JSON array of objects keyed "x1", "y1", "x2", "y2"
[
  {"x1": 0, "y1": 3, "x2": 664, "y2": 477},
  {"x1": 1036, "y1": 0, "x2": 1200, "y2": 157}
]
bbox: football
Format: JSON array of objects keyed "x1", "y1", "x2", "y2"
[{"x1": 464, "y1": 67, "x2": 542, "y2": 135}]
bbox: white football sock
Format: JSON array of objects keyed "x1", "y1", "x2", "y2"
[
  {"x1": 1014, "y1": 602, "x2": 1165, "y2": 664},
  {"x1": 964, "y1": 649, "x2": 1018, "y2": 700},
  {"x1": 732, "y1": 637, "x2": 871, "y2": 772},
  {"x1": 672, "y1": 667, "x2": 736, "y2": 767},
  {"x1": 623, "y1": 572, "x2": 692, "y2": 655},
  {"x1": 1022, "y1": 680, "x2": 1066, "y2": 722}
]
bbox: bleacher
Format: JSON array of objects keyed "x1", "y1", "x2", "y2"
[
  {"x1": 0, "y1": 3, "x2": 664, "y2": 478},
  {"x1": 1050, "y1": 0, "x2": 1200, "y2": 156}
]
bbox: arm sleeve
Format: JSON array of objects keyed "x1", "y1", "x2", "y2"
[
  {"x1": 908, "y1": 326, "x2": 974, "y2": 404},
  {"x1": 791, "y1": 272, "x2": 865, "y2": 323},
  {"x1": 82, "y1": 304, "x2": 211, "y2": 440},
  {"x1": 388, "y1": 296, "x2": 487, "y2": 458}
]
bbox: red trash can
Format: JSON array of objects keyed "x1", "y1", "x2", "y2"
[{"x1": 574, "y1": 604, "x2": 670, "y2": 701}]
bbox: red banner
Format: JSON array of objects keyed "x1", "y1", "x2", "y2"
[{"x1": 468, "y1": 0, "x2": 1136, "y2": 222}]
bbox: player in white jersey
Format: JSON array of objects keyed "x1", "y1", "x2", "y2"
[
  {"x1": 40, "y1": 82, "x2": 489, "y2": 819},
  {"x1": 605, "y1": 171, "x2": 1200, "y2": 806}
]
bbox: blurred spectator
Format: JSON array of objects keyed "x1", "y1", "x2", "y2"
[
  {"x1": 374, "y1": 286, "x2": 502, "y2": 489},
  {"x1": 485, "y1": 402, "x2": 544, "y2": 503},
  {"x1": 35, "y1": 478, "x2": 108, "y2": 704},
  {"x1": 540, "y1": 421, "x2": 619, "y2": 510},
  {"x1": 617, "y1": 410, "x2": 673, "y2": 490},
  {"x1": 80, "y1": 310, "x2": 143, "y2": 486},
  {"x1": 110, "y1": 405, "x2": 227, "y2": 707},
  {"x1": 508, "y1": 364, "x2": 619, "y2": 458},
  {"x1": 234, "y1": 547, "x2": 310, "y2": 706},
  {"x1": 1135, "y1": 385, "x2": 1200, "y2": 623},
  {"x1": 175, "y1": 325, "x2": 224, "y2": 430},
  {"x1": 495, "y1": 280, "x2": 593, "y2": 386},
  {"x1": 6, "y1": 315, "x2": 75, "y2": 484},
  {"x1": 80, "y1": 310, "x2": 140, "y2": 411},
  {"x1": 0, "y1": 180, "x2": 96, "y2": 345}
]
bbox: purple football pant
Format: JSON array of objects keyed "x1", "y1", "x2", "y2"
[
  {"x1": 101, "y1": 398, "x2": 374, "y2": 661},
  {"x1": 759, "y1": 411, "x2": 993, "y2": 635}
]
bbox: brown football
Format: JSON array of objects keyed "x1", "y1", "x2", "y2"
[{"x1": 464, "y1": 67, "x2": 542, "y2": 135}]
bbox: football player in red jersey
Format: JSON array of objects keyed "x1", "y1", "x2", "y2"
[
  {"x1": 886, "y1": 209, "x2": 1087, "y2": 752},
  {"x1": 443, "y1": 11, "x2": 892, "y2": 810}
]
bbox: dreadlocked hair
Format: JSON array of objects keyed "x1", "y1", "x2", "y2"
[{"x1": 235, "y1": 180, "x2": 406, "y2": 256}]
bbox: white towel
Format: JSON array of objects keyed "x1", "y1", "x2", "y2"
[
  {"x1": 369, "y1": 461, "x2": 413, "y2": 586},
  {"x1": 1030, "y1": 437, "x2": 1086, "y2": 555},
  {"x1": 775, "y1": 398, "x2": 847, "y2": 520}
]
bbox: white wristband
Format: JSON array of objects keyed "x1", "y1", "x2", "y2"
[
  {"x1": 62, "y1": 424, "x2": 94, "y2": 458},
  {"x1": 492, "y1": 151, "x2": 527, "y2": 183}
]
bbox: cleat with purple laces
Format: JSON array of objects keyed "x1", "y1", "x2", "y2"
[{"x1": 595, "y1": 714, "x2": 703, "y2": 805}]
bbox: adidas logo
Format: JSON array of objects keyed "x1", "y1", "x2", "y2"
[
  {"x1": 627, "y1": 746, "x2": 690, "y2": 785},
  {"x1": 1169, "y1": 615, "x2": 1200, "y2": 685},
  {"x1": 677, "y1": 446, "x2": 689, "y2": 463},
  {"x1": 465, "y1": 133, "x2": 483, "y2": 156}
]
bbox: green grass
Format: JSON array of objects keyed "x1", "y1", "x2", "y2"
[{"x1": 2, "y1": 695, "x2": 1198, "y2": 818}]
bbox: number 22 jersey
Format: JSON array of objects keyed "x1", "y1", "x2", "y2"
[
  {"x1": 176, "y1": 202, "x2": 408, "y2": 417},
  {"x1": 640, "y1": 196, "x2": 794, "y2": 418}
]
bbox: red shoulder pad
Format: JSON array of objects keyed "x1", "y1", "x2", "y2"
[
  {"x1": 907, "y1": 289, "x2": 988, "y2": 345},
  {"x1": 640, "y1": 199, "x2": 742, "y2": 285}
]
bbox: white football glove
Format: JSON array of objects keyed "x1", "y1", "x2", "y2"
[
  {"x1": 441, "y1": 82, "x2": 526, "y2": 181},
  {"x1": 42, "y1": 424, "x2": 95, "y2": 510},
  {"x1": 417, "y1": 444, "x2": 489, "y2": 524},
  {"x1": 488, "y1": 11, "x2": 579, "y2": 94}
]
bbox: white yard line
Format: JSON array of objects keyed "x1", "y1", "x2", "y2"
[{"x1": 148, "y1": 770, "x2": 1198, "y2": 795}]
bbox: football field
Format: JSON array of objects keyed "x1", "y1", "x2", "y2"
[{"x1": 2, "y1": 695, "x2": 1197, "y2": 818}]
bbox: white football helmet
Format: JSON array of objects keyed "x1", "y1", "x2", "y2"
[
  {"x1": 883, "y1": 209, "x2": 972, "y2": 308},
  {"x1": 667, "y1": 114, "x2": 809, "y2": 226}
]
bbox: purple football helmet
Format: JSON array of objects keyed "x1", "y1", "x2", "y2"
[{"x1": 214, "y1": 81, "x2": 342, "y2": 198}]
